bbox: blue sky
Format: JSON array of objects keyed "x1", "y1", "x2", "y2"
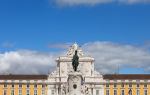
[{"x1": 0, "y1": 0, "x2": 150, "y2": 74}]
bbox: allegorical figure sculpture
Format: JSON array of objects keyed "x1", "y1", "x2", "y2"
[{"x1": 72, "y1": 50, "x2": 79, "y2": 71}]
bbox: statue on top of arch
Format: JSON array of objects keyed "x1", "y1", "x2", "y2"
[{"x1": 66, "y1": 43, "x2": 84, "y2": 57}]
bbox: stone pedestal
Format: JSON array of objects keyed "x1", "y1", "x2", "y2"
[{"x1": 68, "y1": 72, "x2": 83, "y2": 95}]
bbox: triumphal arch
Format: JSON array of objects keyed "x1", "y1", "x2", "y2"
[{"x1": 48, "y1": 43, "x2": 104, "y2": 95}]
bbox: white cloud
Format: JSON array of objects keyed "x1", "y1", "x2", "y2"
[
  {"x1": 129, "y1": 0, "x2": 150, "y2": 3},
  {"x1": 54, "y1": 0, "x2": 150, "y2": 6},
  {"x1": 82, "y1": 41, "x2": 150, "y2": 74},
  {"x1": 0, "y1": 41, "x2": 150, "y2": 74},
  {"x1": 0, "y1": 50, "x2": 60, "y2": 74},
  {"x1": 1, "y1": 42, "x2": 14, "y2": 48},
  {"x1": 118, "y1": 0, "x2": 150, "y2": 4},
  {"x1": 55, "y1": 0, "x2": 112, "y2": 6}
]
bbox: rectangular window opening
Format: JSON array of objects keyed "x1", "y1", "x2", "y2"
[
  {"x1": 96, "y1": 90, "x2": 99, "y2": 95},
  {"x1": 121, "y1": 90, "x2": 124, "y2": 95},
  {"x1": 114, "y1": 90, "x2": 117, "y2": 95},
  {"x1": 106, "y1": 90, "x2": 109, "y2": 95}
]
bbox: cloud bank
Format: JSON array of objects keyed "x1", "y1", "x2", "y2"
[
  {"x1": 55, "y1": 0, "x2": 112, "y2": 6},
  {"x1": 0, "y1": 41, "x2": 150, "y2": 74},
  {"x1": 54, "y1": 0, "x2": 150, "y2": 6},
  {"x1": 1, "y1": 42, "x2": 14, "y2": 48},
  {"x1": 129, "y1": 0, "x2": 150, "y2": 3},
  {"x1": 82, "y1": 42, "x2": 150, "y2": 74},
  {"x1": 0, "y1": 50, "x2": 58, "y2": 74}
]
